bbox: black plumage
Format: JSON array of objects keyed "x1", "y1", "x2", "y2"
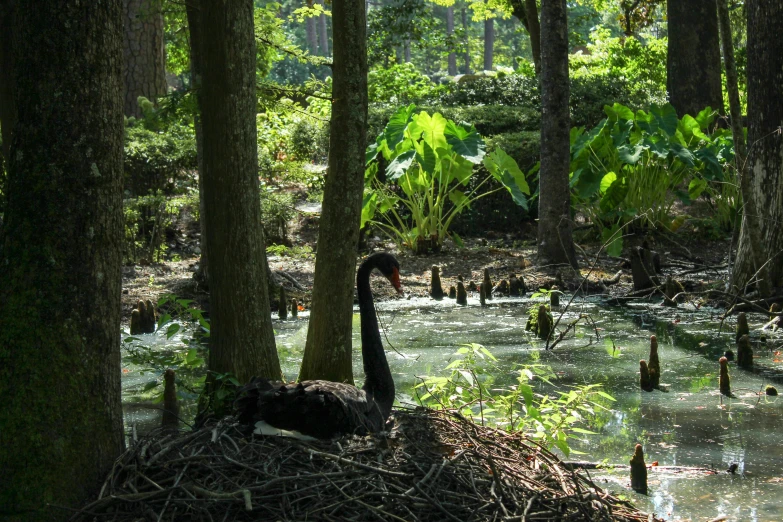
[{"x1": 235, "y1": 252, "x2": 401, "y2": 439}]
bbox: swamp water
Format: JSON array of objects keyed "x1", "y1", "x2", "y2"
[{"x1": 122, "y1": 295, "x2": 783, "y2": 521}]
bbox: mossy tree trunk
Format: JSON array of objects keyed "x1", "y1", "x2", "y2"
[
  {"x1": 0, "y1": 0, "x2": 125, "y2": 516},
  {"x1": 199, "y1": 0, "x2": 281, "y2": 382},
  {"x1": 299, "y1": 0, "x2": 368, "y2": 383},
  {"x1": 667, "y1": 0, "x2": 723, "y2": 117},
  {"x1": 185, "y1": 0, "x2": 209, "y2": 286},
  {"x1": 537, "y1": 0, "x2": 578, "y2": 269},
  {"x1": 732, "y1": 0, "x2": 783, "y2": 293},
  {"x1": 122, "y1": 0, "x2": 167, "y2": 117}
]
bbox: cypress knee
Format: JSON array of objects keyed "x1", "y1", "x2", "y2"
[
  {"x1": 479, "y1": 283, "x2": 487, "y2": 306},
  {"x1": 719, "y1": 356, "x2": 731, "y2": 396},
  {"x1": 456, "y1": 281, "x2": 467, "y2": 306},
  {"x1": 639, "y1": 360, "x2": 653, "y2": 392},
  {"x1": 536, "y1": 305, "x2": 552, "y2": 340},
  {"x1": 448, "y1": 286, "x2": 457, "y2": 299},
  {"x1": 648, "y1": 335, "x2": 660, "y2": 389},
  {"x1": 290, "y1": 298, "x2": 298, "y2": 318},
  {"x1": 162, "y1": 369, "x2": 179, "y2": 431},
  {"x1": 630, "y1": 444, "x2": 648, "y2": 494},
  {"x1": 483, "y1": 268, "x2": 492, "y2": 300},
  {"x1": 737, "y1": 334, "x2": 753, "y2": 368},
  {"x1": 550, "y1": 287, "x2": 560, "y2": 307},
  {"x1": 130, "y1": 308, "x2": 142, "y2": 335},
  {"x1": 430, "y1": 266, "x2": 445, "y2": 300},
  {"x1": 509, "y1": 274, "x2": 522, "y2": 296}
]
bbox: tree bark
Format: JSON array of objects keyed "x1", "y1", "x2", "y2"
[
  {"x1": 483, "y1": 17, "x2": 494, "y2": 71},
  {"x1": 317, "y1": 0, "x2": 330, "y2": 56},
  {"x1": 462, "y1": 7, "x2": 471, "y2": 74},
  {"x1": 306, "y1": 0, "x2": 319, "y2": 55},
  {"x1": 123, "y1": 0, "x2": 167, "y2": 117},
  {"x1": 404, "y1": 39, "x2": 411, "y2": 63},
  {"x1": 0, "y1": 0, "x2": 125, "y2": 516},
  {"x1": 537, "y1": 0, "x2": 578, "y2": 269},
  {"x1": 0, "y1": 1, "x2": 15, "y2": 165},
  {"x1": 716, "y1": 0, "x2": 746, "y2": 166},
  {"x1": 447, "y1": 6, "x2": 457, "y2": 75},
  {"x1": 186, "y1": 0, "x2": 209, "y2": 286},
  {"x1": 299, "y1": 0, "x2": 368, "y2": 383},
  {"x1": 200, "y1": 0, "x2": 281, "y2": 382},
  {"x1": 731, "y1": 0, "x2": 783, "y2": 294},
  {"x1": 667, "y1": 0, "x2": 723, "y2": 117}
]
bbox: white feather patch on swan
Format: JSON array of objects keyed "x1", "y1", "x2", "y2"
[{"x1": 254, "y1": 420, "x2": 319, "y2": 441}]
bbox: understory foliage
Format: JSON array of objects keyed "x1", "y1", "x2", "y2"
[
  {"x1": 363, "y1": 105, "x2": 529, "y2": 253},
  {"x1": 414, "y1": 344, "x2": 614, "y2": 457},
  {"x1": 570, "y1": 103, "x2": 736, "y2": 255}
]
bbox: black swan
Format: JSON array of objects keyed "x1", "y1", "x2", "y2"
[{"x1": 235, "y1": 252, "x2": 402, "y2": 439}]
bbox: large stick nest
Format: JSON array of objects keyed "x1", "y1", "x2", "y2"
[{"x1": 75, "y1": 408, "x2": 658, "y2": 521}]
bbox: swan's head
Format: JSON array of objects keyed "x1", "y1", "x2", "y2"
[{"x1": 368, "y1": 252, "x2": 403, "y2": 294}]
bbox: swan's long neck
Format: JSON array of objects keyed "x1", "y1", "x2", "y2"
[{"x1": 357, "y1": 260, "x2": 394, "y2": 416}]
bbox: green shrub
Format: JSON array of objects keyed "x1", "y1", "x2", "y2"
[
  {"x1": 124, "y1": 125, "x2": 197, "y2": 196},
  {"x1": 368, "y1": 63, "x2": 443, "y2": 104},
  {"x1": 290, "y1": 118, "x2": 329, "y2": 163},
  {"x1": 260, "y1": 186, "x2": 295, "y2": 246}
]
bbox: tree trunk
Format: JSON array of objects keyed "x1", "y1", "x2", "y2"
[
  {"x1": 483, "y1": 17, "x2": 494, "y2": 71},
  {"x1": 317, "y1": 0, "x2": 330, "y2": 56},
  {"x1": 0, "y1": 0, "x2": 125, "y2": 516},
  {"x1": 200, "y1": 0, "x2": 281, "y2": 383},
  {"x1": 447, "y1": 6, "x2": 457, "y2": 75},
  {"x1": 667, "y1": 0, "x2": 723, "y2": 117},
  {"x1": 716, "y1": 0, "x2": 746, "y2": 166},
  {"x1": 299, "y1": 0, "x2": 368, "y2": 383},
  {"x1": 462, "y1": 7, "x2": 471, "y2": 74},
  {"x1": 731, "y1": 0, "x2": 783, "y2": 294},
  {"x1": 123, "y1": 0, "x2": 167, "y2": 118},
  {"x1": 186, "y1": 0, "x2": 209, "y2": 286},
  {"x1": 404, "y1": 39, "x2": 411, "y2": 63},
  {"x1": 306, "y1": 0, "x2": 319, "y2": 54},
  {"x1": 524, "y1": 0, "x2": 541, "y2": 74},
  {"x1": 0, "y1": 2, "x2": 15, "y2": 165},
  {"x1": 537, "y1": 0, "x2": 578, "y2": 269},
  {"x1": 509, "y1": 0, "x2": 541, "y2": 74}
]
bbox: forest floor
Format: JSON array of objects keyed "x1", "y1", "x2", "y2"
[{"x1": 121, "y1": 199, "x2": 737, "y2": 325}]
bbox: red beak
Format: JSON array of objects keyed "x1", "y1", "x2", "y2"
[{"x1": 389, "y1": 267, "x2": 403, "y2": 294}]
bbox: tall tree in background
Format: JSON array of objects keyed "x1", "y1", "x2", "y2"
[
  {"x1": 462, "y1": 7, "x2": 471, "y2": 73},
  {"x1": 666, "y1": 0, "x2": 723, "y2": 117},
  {"x1": 306, "y1": 0, "x2": 319, "y2": 54},
  {"x1": 447, "y1": 5, "x2": 457, "y2": 75},
  {"x1": 317, "y1": 0, "x2": 330, "y2": 56},
  {"x1": 731, "y1": 0, "x2": 783, "y2": 294},
  {"x1": 123, "y1": 0, "x2": 167, "y2": 117},
  {"x1": 199, "y1": 0, "x2": 281, "y2": 383},
  {"x1": 299, "y1": 0, "x2": 368, "y2": 383},
  {"x1": 0, "y1": 0, "x2": 125, "y2": 515},
  {"x1": 483, "y1": 16, "x2": 494, "y2": 71},
  {"x1": 185, "y1": 0, "x2": 209, "y2": 286},
  {"x1": 509, "y1": 0, "x2": 541, "y2": 73},
  {"x1": 537, "y1": 0, "x2": 578, "y2": 268}
]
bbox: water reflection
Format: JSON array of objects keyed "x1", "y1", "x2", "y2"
[{"x1": 123, "y1": 296, "x2": 783, "y2": 521}]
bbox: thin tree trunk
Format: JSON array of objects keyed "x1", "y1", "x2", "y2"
[
  {"x1": 317, "y1": 0, "x2": 330, "y2": 56},
  {"x1": 404, "y1": 39, "x2": 411, "y2": 63},
  {"x1": 199, "y1": 0, "x2": 281, "y2": 383},
  {"x1": 447, "y1": 6, "x2": 457, "y2": 75},
  {"x1": 299, "y1": 0, "x2": 368, "y2": 383},
  {"x1": 483, "y1": 17, "x2": 494, "y2": 71},
  {"x1": 716, "y1": 0, "x2": 746, "y2": 166},
  {"x1": 462, "y1": 7, "x2": 471, "y2": 74},
  {"x1": 667, "y1": 0, "x2": 723, "y2": 117},
  {"x1": 0, "y1": 2, "x2": 15, "y2": 165},
  {"x1": 123, "y1": 0, "x2": 167, "y2": 117},
  {"x1": 731, "y1": 0, "x2": 783, "y2": 294},
  {"x1": 0, "y1": 0, "x2": 125, "y2": 514},
  {"x1": 537, "y1": 0, "x2": 578, "y2": 269},
  {"x1": 186, "y1": 0, "x2": 209, "y2": 286},
  {"x1": 524, "y1": 0, "x2": 541, "y2": 74},
  {"x1": 306, "y1": 0, "x2": 318, "y2": 54}
]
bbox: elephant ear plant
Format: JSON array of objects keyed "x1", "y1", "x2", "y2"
[{"x1": 363, "y1": 104, "x2": 530, "y2": 254}]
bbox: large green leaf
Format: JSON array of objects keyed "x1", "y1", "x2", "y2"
[
  {"x1": 410, "y1": 111, "x2": 447, "y2": 151},
  {"x1": 400, "y1": 167, "x2": 428, "y2": 195},
  {"x1": 604, "y1": 102, "x2": 635, "y2": 122},
  {"x1": 360, "y1": 191, "x2": 377, "y2": 229},
  {"x1": 571, "y1": 119, "x2": 608, "y2": 160},
  {"x1": 382, "y1": 104, "x2": 416, "y2": 153},
  {"x1": 444, "y1": 121, "x2": 485, "y2": 163},
  {"x1": 688, "y1": 178, "x2": 708, "y2": 200},
  {"x1": 695, "y1": 106, "x2": 715, "y2": 131},
  {"x1": 611, "y1": 119, "x2": 634, "y2": 148},
  {"x1": 386, "y1": 149, "x2": 415, "y2": 180},
  {"x1": 599, "y1": 171, "x2": 617, "y2": 194},
  {"x1": 599, "y1": 174, "x2": 628, "y2": 214},
  {"x1": 668, "y1": 140, "x2": 695, "y2": 167},
  {"x1": 441, "y1": 150, "x2": 474, "y2": 185},
  {"x1": 448, "y1": 189, "x2": 469, "y2": 209},
  {"x1": 415, "y1": 140, "x2": 438, "y2": 176},
  {"x1": 483, "y1": 148, "x2": 530, "y2": 208},
  {"x1": 678, "y1": 114, "x2": 708, "y2": 144},
  {"x1": 695, "y1": 148, "x2": 724, "y2": 181},
  {"x1": 618, "y1": 143, "x2": 644, "y2": 165},
  {"x1": 650, "y1": 103, "x2": 678, "y2": 137}
]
